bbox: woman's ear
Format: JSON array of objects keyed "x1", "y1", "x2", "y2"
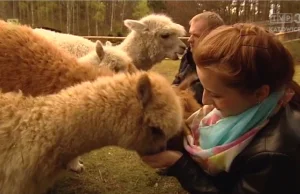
[{"x1": 255, "y1": 85, "x2": 270, "y2": 103}]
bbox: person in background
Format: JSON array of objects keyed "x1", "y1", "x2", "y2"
[
  {"x1": 172, "y1": 11, "x2": 224, "y2": 105},
  {"x1": 142, "y1": 23, "x2": 300, "y2": 194}
]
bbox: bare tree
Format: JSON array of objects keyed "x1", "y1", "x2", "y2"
[
  {"x1": 30, "y1": 1, "x2": 35, "y2": 27},
  {"x1": 86, "y1": 1, "x2": 90, "y2": 35},
  {"x1": 72, "y1": 1, "x2": 75, "y2": 34},
  {"x1": 66, "y1": 0, "x2": 71, "y2": 33},
  {"x1": 110, "y1": 0, "x2": 115, "y2": 33},
  {"x1": 120, "y1": 0, "x2": 126, "y2": 33}
]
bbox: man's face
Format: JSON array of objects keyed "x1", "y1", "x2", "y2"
[{"x1": 188, "y1": 19, "x2": 208, "y2": 52}]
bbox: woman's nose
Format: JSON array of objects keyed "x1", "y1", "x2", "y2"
[{"x1": 202, "y1": 90, "x2": 213, "y2": 105}]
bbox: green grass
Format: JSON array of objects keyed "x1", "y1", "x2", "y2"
[
  {"x1": 50, "y1": 60, "x2": 299, "y2": 194},
  {"x1": 50, "y1": 147, "x2": 187, "y2": 194},
  {"x1": 151, "y1": 59, "x2": 180, "y2": 82}
]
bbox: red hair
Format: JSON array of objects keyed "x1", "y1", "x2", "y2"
[{"x1": 193, "y1": 23, "x2": 300, "y2": 108}]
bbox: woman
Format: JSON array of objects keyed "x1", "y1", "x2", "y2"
[{"x1": 142, "y1": 23, "x2": 300, "y2": 194}]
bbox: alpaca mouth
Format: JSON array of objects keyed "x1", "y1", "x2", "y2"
[{"x1": 168, "y1": 52, "x2": 182, "y2": 60}]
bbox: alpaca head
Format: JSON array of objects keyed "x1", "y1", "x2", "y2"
[
  {"x1": 124, "y1": 14, "x2": 186, "y2": 69},
  {"x1": 79, "y1": 41, "x2": 136, "y2": 73},
  {"x1": 114, "y1": 72, "x2": 183, "y2": 156},
  {"x1": 101, "y1": 43, "x2": 137, "y2": 73}
]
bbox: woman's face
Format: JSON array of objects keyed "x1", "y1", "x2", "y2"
[{"x1": 197, "y1": 66, "x2": 259, "y2": 117}]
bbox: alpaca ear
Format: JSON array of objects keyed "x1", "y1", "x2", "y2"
[
  {"x1": 136, "y1": 74, "x2": 152, "y2": 107},
  {"x1": 105, "y1": 40, "x2": 112, "y2": 46},
  {"x1": 95, "y1": 40, "x2": 105, "y2": 61},
  {"x1": 124, "y1": 19, "x2": 147, "y2": 32}
]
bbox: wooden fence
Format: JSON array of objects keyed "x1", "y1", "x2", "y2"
[{"x1": 83, "y1": 30, "x2": 300, "y2": 45}]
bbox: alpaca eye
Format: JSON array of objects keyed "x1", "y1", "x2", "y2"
[
  {"x1": 161, "y1": 34, "x2": 170, "y2": 39},
  {"x1": 150, "y1": 127, "x2": 165, "y2": 137}
]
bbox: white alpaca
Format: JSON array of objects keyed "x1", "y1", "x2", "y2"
[
  {"x1": 34, "y1": 14, "x2": 186, "y2": 71},
  {"x1": 117, "y1": 14, "x2": 187, "y2": 70},
  {"x1": 33, "y1": 28, "x2": 135, "y2": 73},
  {"x1": 0, "y1": 72, "x2": 183, "y2": 194}
]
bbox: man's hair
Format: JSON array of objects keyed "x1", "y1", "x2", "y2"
[{"x1": 189, "y1": 11, "x2": 224, "y2": 31}]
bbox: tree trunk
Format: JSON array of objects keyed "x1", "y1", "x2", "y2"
[
  {"x1": 110, "y1": 1, "x2": 115, "y2": 33},
  {"x1": 120, "y1": 0, "x2": 126, "y2": 33},
  {"x1": 31, "y1": 1, "x2": 34, "y2": 27},
  {"x1": 46, "y1": 2, "x2": 49, "y2": 26},
  {"x1": 264, "y1": 0, "x2": 270, "y2": 20},
  {"x1": 25, "y1": 2, "x2": 30, "y2": 25},
  {"x1": 18, "y1": 1, "x2": 22, "y2": 22},
  {"x1": 95, "y1": 21, "x2": 98, "y2": 36},
  {"x1": 12, "y1": 0, "x2": 16, "y2": 18},
  {"x1": 66, "y1": 1, "x2": 70, "y2": 33},
  {"x1": 86, "y1": 1, "x2": 90, "y2": 35},
  {"x1": 51, "y1": 2, "x2": 55, "y2": 29},
  {"x1": 72, "y1": 1, "x2": 75, "y2": 34},
  {"x1": 77, "y1": 2, "x2": 80, "y2": 34},
  {"x1": 236, "y1": 0, "x2": 240, "y2": 23},
  {"x1": 0, "y1": 2, "x2": 5, "y2": 20},
  {"x1": 59, "y1": 0, "x2": 63, "y2": 32}
]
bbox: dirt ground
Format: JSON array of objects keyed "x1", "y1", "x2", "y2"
[{"x1": 49, "y1": 60, "x2": 300, "y2": 194}]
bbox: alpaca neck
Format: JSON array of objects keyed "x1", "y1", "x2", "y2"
[{"x1": 118, "y1": 33, "x2": 155, "y2": 70}]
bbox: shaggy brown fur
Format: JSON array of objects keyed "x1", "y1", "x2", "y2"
[
  {"x1": 167, "y1": 73, "x2": 202, "y2": 152},
  {"x1": 0, "y1": 20, "x2": 114, "y2": 172},
  {"x1": 0, "y1": 20, "x2": 113, "y2": 96},
  {"x1": 173, "y1": 73, "x2": 202, "y2": 120},
  {"x1": 0, "y1": 71, "x2": 183, "y2": 194}
]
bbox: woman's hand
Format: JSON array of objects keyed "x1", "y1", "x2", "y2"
[{"x1": 141, "y1": 150, "x2": 183, "y2": 168}]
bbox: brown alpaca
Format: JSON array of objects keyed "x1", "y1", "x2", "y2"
[
  {"x1": 0, "y1": 72, "x2": 183, "y2": 194},
  {"x1": 0, "y1": 20, "x2": 113, "y2": 97},
  {"x1": 173, "y1": 73, "x2": 202, "y2": 119},
  {"x1": 0, "y1": 20, "x2": 115, "y2": 172}
]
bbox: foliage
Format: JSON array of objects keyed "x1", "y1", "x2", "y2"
[
  {"x1": 91, "y1": 1, "x2": 106, "y2": 22},
  {"x1": 1, "y1": 1, "x2": 300, "y2": 36},
  {"x1": 133, "y1": 0, "x2": 151, "y2": 19},
  {"x1": 147, "y1": 0, "x2": 167, "y2": 12}
]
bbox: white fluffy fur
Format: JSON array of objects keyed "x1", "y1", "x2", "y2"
[
  {"x1": 117, "y1": 14, "x2": 187, "y2": 70},
  {"x1": 33, "y1": 28, "x2": 134, "y2": 73}
]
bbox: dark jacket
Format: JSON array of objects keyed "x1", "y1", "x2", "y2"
[
  {"x1": 167, "y1": 104, "x2": 300, "y2": 194},
  {"x1": 173, "y1": 47, "x2": 204, "y2": 105}
]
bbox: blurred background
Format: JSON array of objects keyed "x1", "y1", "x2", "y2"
[{"x1": 1, "y1": 0, "x2": 300, "y2": 36}]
